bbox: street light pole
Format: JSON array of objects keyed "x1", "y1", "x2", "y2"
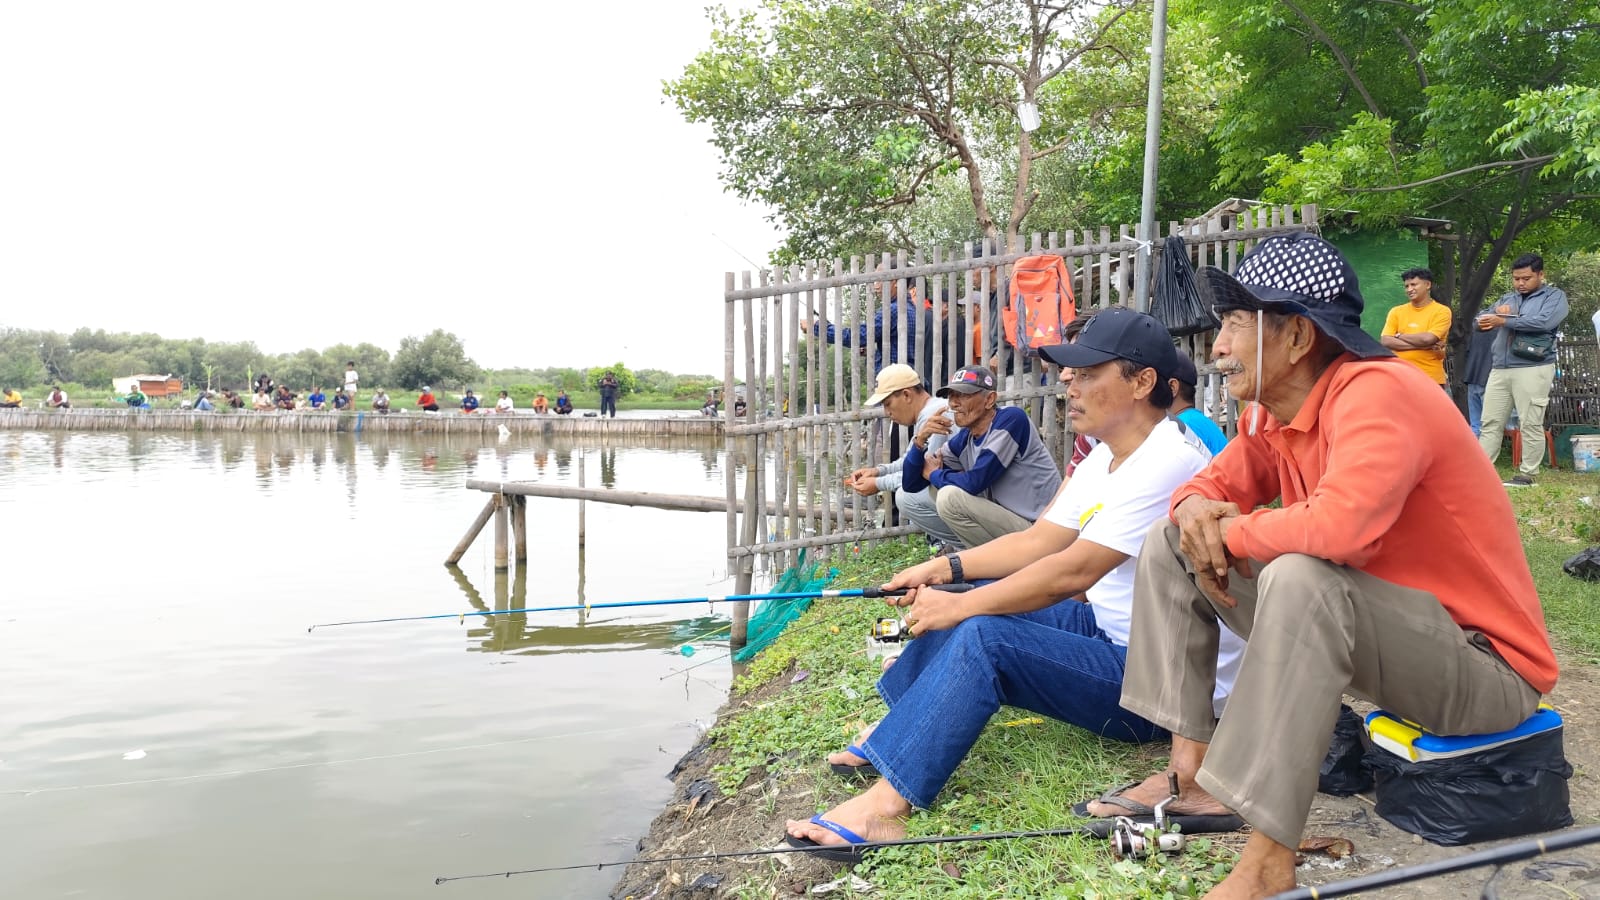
[{"x1": 1131, "y1": 0, "x2": 1170, "y2": 312}]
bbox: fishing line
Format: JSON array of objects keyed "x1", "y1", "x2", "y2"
[
  {"x1": 434, "y1": 822, "x2": 1109, "y2": 883},
  {"x1": 3, "y1": 722, "x2": 661, "y2": 797},
  {"x1": 307, "y1": 585, "x2": 969, "y2": 632}
]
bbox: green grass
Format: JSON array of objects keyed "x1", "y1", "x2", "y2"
[{"x1": 709, "y1": 466, "x2": 1600, "y2": 897}]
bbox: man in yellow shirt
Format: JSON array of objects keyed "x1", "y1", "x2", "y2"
[
  {"x1": 1380, "y1": 267, "x2": 1452, "y2": 386},
  {"x1": 1, "y1": 387, "x2": 22, "y2": 408}
]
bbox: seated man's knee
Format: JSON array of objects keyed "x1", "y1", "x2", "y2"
[
  {"x1": 1256, "y1": 554, "x2": 1341, "y2": 609},
  {"x1": 935, "y1": 485, "x2": 973, "y2": 518}
]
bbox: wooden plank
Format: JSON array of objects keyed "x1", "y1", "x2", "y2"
[{"x1": 493, "y1": 493, "x2": 509, "y2": 570}]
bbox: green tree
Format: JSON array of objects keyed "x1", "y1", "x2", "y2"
[
  {"x1": 1193, "y1": 0, "x2": 1600, "y2": 326},
  {"x1": 391, "y1": 329, "x2": 480, "y2": 390},
  {"x1": 585, "y1": 363, "x2": 638, "y2": 396},
  {"x1": 204, "y1": 340, "x2": 268, "y2": 389},
  {"x1": 668, "y1": 0, "x2": 1186, "y2": 258}
]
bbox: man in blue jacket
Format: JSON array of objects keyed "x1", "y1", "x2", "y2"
[
  {"x1": 902, "y1": 365, "x2": 1061, "y2": 549},
  {"x1": 1477, "y1": 253, "x2": 1569, "y2": 486},
  {"x1": 808, "y1": 259, "x2": 919, "y2": 375}
]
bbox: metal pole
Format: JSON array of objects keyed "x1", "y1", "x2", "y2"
[{"x1": 1131, "y1": 0, "x2": 1170, "y2": 313}]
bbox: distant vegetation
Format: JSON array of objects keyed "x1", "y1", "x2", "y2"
[{"x1": 0, "y1": 326, "x2": 721, "y2": 409}]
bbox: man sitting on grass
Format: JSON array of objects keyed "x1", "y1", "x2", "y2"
[
  {"x1": 1081, "y1": 234, "x2": 1557, "y2": 899},
  {"x1": 784, "y1": 309, "x2": 1243, "y2": 862}
]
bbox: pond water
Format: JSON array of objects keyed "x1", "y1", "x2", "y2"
[{"x1": 0, "y1": 429, "x2": 749, "y2": 899}]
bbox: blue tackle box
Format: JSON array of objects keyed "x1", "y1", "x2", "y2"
[{"x1": 1364, "y1": 705, "x2": 1562, "y2": 762}]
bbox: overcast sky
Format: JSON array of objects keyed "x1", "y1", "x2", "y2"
[{"x1": 0, "y1": 1, "x2": 781, "y2": 374}]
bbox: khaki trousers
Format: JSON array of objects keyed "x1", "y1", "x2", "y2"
[
  {"x1": 1121, "y1": 521, "x2": 1540, "y2": 847},
  {"x1": 932, "y1": 485, "x2": 1033, "y2": 550},
  {"x1": 1478, "y1": 364, "x2": 1556, "y2": 476}
]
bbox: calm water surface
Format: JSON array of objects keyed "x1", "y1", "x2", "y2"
[{"x1": 0, "y1": 430, "x2": 746, "y2": 899}]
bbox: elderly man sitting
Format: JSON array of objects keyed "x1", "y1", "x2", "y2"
[
  {"x1": 785, "y1": 309, "x2": 1244, "y2": 861},
  {"x1": 899, "y1": 365, "x2": 1061, "y2": 549},
  {"x1": 1081, "y1": 234, "x2": 1557, "y2": 899}
]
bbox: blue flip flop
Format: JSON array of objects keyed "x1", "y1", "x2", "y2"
[
  {"x1": 783, "y1": 815, "x2": 873, "y2": 864},
  {"x1": 828, "y1": 744, "x2": 880, "y2": 780}
]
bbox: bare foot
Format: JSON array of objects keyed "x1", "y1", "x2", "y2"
[
  {"x1": 1084, "y1": 770, "x2": 1233, "y2": 818},
  {"x1": 1202, "y1": 832, "x2": 1297, "y2": 898},
  {"x1": 785, "y1": 780, "x2": 911, "y2": 847},
  {"x1": 826, "y1": 723, "x2": 878, "y2": 768}
]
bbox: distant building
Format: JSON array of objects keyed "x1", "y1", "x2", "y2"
[{"x1": 112, "y1": 374, "x2": 184, "y2": 398}]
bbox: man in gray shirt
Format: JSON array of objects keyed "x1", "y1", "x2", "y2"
[
  {"x1": 847, "y1": 364, "x2": 958, "y2": 549},
  {"x1": 1477, "y1": 252, "x2": 1569, "y2": 486}
]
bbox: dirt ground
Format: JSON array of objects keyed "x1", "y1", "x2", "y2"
[{"x1": 610, "y1": 650, "x2": 1600, "y2": 899}]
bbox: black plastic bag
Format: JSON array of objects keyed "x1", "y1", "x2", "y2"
[
  {"x1": 1563, "y1": 546, "x2": 1600, "y2": 581},
  {"x1": 1151, "y1": 235, "x2": 1220, "y2": 337},
  {"x1": 1364, "y1": 727, "x2": 1572, "y2": 846},
  {"x1": 1318, "y1": 704, "x2": 1372, "y2": 796}
]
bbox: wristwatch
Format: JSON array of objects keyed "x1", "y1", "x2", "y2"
[{"x1": 948, "y1": 554, "x2": 964, "y2": 584}]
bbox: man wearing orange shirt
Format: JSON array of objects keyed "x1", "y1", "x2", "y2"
[
  {"x1": 1380, "y1": 267, "x2": 1451, "y2": 386},
  {"x1": 1078, "y1": 234, "x2": 1556, "y2": 900}
]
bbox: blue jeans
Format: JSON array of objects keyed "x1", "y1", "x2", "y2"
[
  {"x1": 1467, "y1": 383, "x2": 1485, "y2": 436},
  {"x1": 859, "y1": 602, "x2": 1163, "y2": 810}
]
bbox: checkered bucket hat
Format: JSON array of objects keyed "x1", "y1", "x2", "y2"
[{"x1": 1196, "y1": 232, "x2": 1392, "y2": 359}]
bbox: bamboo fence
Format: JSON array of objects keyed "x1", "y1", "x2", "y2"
[{"x1": 721, "y1": 203, "x2": 1320, "y2": 587}]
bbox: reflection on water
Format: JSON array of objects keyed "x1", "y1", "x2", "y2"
[
  {"x1": 0, "y1": 429, "x2": 747, "y2": 900},
  {"x1": 447, "y1": 564, "x2": 730, "y2": 657}
]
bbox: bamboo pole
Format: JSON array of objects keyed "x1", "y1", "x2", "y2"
[
  {"x1": 446, "y1": 495, "x2": 499, "y2": 565},
  {"x1": 512, "y1": 495, "x2": 527, "y2": 564},
  {"x1": 493, "y1": 493, "x2": 509, "y2": 570},
  {"x1": 577, "y1": 451, "x2": 586, "y2": 547}
]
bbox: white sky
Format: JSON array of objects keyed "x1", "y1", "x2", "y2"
[{"x1": 0, "y1": 1, "x2": 781, "y2": 374}]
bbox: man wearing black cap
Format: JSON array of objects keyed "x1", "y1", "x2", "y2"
[
  {"x1": 1168, "y1": 355, "x2": 1227, "y2": 456},
  {"x1": 1081, "y1": 233, "x2": 1556, "y2": 899},
  {"x1": 785, "y1": 309, "x2": 1240, "y2": 860},
  {"x1": 899, "y1": 364, "x2": 1060, "y2": 549}
]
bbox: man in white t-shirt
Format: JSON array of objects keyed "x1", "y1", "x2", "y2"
[
  {"x1": 343, "y1": 362, "x2": 359, "y2": 401},
  {"x1": 785, "y1": 309, "x2": 1245, "y2": 861}
]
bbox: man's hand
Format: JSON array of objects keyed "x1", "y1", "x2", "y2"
[
  {"x1": 916, "y1": 407, "x2": 951, "y2": 447},
  {"x1": 903, "y1": 585, "x2": 968, "y2": 636},
  {"x1": 880, "y1": 557, "x2": 953, "y2": 604},
  {"x1": 849, "y1": 473, "x2": 880, "y2": 496},
  {"x1": 921, "y1": 449, "x2": 943, "y2": 480},
  {"x1": 1173, "y1": 495, "x2": 1242, "y2": 581},
  {"x1": 844, "y1": 466, "x2": 875, "y2": 489},
  {"x1": 1476, "y1": 313, "x2": 1505, "y2": 331}
]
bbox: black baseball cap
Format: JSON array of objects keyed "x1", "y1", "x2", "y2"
[
  {"x1": 936, "y1": 365, "x2": 997, "y2": 397},
  {"x1": 1172, "y1": 353, "x2": 1198, "y2": 386},
  {"x1": 1039, "y1": 307, "x2": 1180, "y2": 378}
]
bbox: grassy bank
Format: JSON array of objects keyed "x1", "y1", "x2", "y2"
[{"x1": 697, "y1": 465, "x2": 1600, "y2": 898}]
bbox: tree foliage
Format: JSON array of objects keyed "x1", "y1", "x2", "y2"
[
  {"x1": 390, "y1": 329, "x2": 481, "y2": 391},
  {"x1": 585, "y1": 362, "x2": 638, "y2": 396},
  {"x1": 1193, "y1": 0, "x2": 1600, "y2": 321},
  {"x1": 669, "y1": 0, "x2": 1207, "y2": 258}
]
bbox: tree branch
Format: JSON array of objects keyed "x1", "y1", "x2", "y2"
[
  {"x1": 1346, "y1": 155, "x2": 1556, "y2": 192},
  {"x1": 976, "y1": 57, "x2": 1028, "y2": 81},
  {"x1": 1039, "y1": 3, "x2": 1136, "y2": 84},
  {"x1": 1394, "y1": 26, "x2": 1427, "y2": 89},
  {"x1": 1277, "y1": 0, "x2": 1384, "y2": 118}
]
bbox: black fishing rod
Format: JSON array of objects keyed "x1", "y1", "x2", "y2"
[
  {"x1": 307, "y1": 584, "x2": 971, "y2": 632},
  {"x1": 1268, "y1": 824, "x2": 1600, "y2": 900},
  {"x1": 433, "y1": 821, "x2": 1105, "y2": 883}
]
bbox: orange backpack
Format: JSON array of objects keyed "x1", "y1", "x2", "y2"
[{"x1": 1002, "y1": 255, "x2": 1077, "y2": 351}]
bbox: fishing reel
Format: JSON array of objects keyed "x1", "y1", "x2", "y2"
[
  {"x1": 1109, "y1": 773, "x2": 1189, "y2": 860},
  {"x1": 863, "y1": 583, "x2": 974, "y2": 661},
  {"x1": 870, "y1": 617, "x2": 910, "y2": 642}
]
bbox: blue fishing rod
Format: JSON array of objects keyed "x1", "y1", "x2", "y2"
[{"x1": 306, "y1": 584, "x2": 972, "y2": 632}]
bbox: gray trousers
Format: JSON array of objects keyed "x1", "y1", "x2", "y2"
[
  {"x1": 1478, "y1": 364, "x2": 1556, "y2": 476},
  {"x1": 933, "y1": 485, "x2": 1033, "y2": 550},
  {"x1": 1121, "y1": 521, "x2": 1541, "y2": 847},
  {"x1": 894, "y1": 486, "x2": 961, "y2": 548}
]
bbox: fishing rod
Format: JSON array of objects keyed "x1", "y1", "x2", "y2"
[
  {"x1": 307, "y1": 583, "x2": 972, "y2": 632},
  {"x1": 1268, "y1": 824, "x2": 1600, "y2": 900},
  {"x1": 434, "y1": 821, "x2": 1107, "y2": 883}
]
